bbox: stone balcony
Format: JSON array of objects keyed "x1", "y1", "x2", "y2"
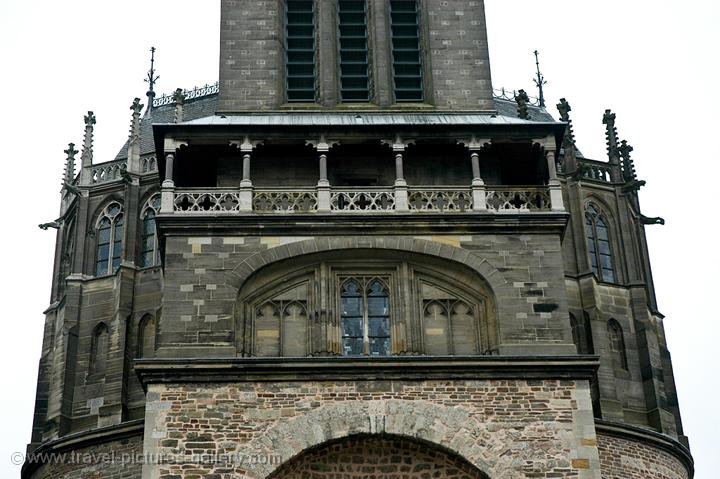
[{"x1": 161, "y1": 184, "x2": 560, "y2": 215}]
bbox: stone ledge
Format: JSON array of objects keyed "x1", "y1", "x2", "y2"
[
  {"x1": 595, "y1": 419, "x2": 694, "y2": 478},
  {"x1": 21, "y1": 419, "x2": 144, "y2": 479},
  {"x1": 135, "y1": 355, "x2": 599, "y2": 389}
]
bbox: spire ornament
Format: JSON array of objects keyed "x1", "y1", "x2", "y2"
[
  {"x1": 127, "y1": 98, "x2": 144, "y2": 173},
  {"x1": 145, "y1": 47, "x2": 160, "y2": 113},
  {"x1": 172, "y1": 88, "x2": 186, "y2": 123},
  {"x1": 602, "y1": 109, "x2": 620, "y2": 160},
  {"x1": 63, "y1": 143, "x2": 78, "y2": 185},
  {"x1": 515, "y1": 89, "x2": 530, "y2": 120},
  {"x1": 619, "y1": 140, "x2": 637, "y2": 182},
  {"x1": 533, "y1": 50, "x2": 547, "y2": 108},
  {"x1": 81, "y1": 111, "x2": 95, "y2": 167}
]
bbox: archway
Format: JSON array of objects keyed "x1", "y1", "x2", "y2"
[{"x1": 269, "y1": 434, "x2": 490, "y2": 479}]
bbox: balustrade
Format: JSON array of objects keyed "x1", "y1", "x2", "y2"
[
  {"x1": 485, "y1": 187, "x2": 551, "y2": 211},
  {"x1": 89, "y1": 161, "x2": 127, "y2": 184}
]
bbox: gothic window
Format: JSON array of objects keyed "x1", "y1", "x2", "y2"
[
  {"x1": 340, "y1": 278, "x2": 391, "y2": 356},
  {"x1": 137, "y1": 315, "x2": 156, "y2": 359},
  {"x1": 95, "y1": 202, "x2": 124, "y2": 276},
  {"x1": 585, "y1": 204, "x2": 616, "y2": 282},
  {"x1": 607, "y1": 319, "x2": 628, "y2": 370},
  {"x1": 140, "y1": 195, "x2": 161, "y2": 268},
  {"x1": 390, "y1": 0, "x2": 423, "y2": 102},
  {"x1": 89, "y1": 323, "x2": 109, "y2": 377},
  {"x1": 286, "y1": 0, "x2": 316, "y2": 102},
  {"x1": 339, "y1": 0, "x2": 370, "y2": 102},
  {"x1": 58, "y1": 218, "x2": 76, "y2": 297},
  {"x1": 238, "y1": 255, "x2": 496, "y2": 358}
]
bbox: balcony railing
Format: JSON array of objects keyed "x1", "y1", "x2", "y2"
[
  {"x1": 89, "y1": 160, "x2": 127, "y2": 184},
  {"x1": 169, "y1": 185, "x2": 557, "y2": 215}
]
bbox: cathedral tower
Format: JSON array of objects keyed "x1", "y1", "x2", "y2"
[{"x1": 24, "y1": 1, "x2": 692, "y2": 478}]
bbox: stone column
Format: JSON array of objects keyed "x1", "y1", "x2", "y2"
[
  {"x1": 383, "y1": 137, "x2": 412, "y2": 212},
  {"x1": 460, "y1": 138, "x2": 490, "y2": 212},
  {"x1": 161, "y1": 139, "x2": 186, "y2": 214},
  {"x1": 542, "y1": 139, "x2": 565, "y2": 211},
  {"x1": 232, "y1": 138, "x2": 263, "y2": 212},
  {"x1": 309, "y1": 136, "x2": 337, "y2": 212}
]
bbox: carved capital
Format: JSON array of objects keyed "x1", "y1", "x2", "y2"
[
  {"x1": 533, "y1": 135, "x2": 557, "y2": 152},
  {"x1": 381, "y1": 136, "x2": 415, "y2": 152},
  {"x1": 307, "y1": 135, "x2": 340, "y2": 152},
  {"x1": 230, "y1": 137, "x2": 264, "y2": 153},
  {"x1": 163, "y1": 138, "x2": 188, "y2": 153},
  {"x1": 457, "y1": 137, "x2": 491, "y2": 151}
]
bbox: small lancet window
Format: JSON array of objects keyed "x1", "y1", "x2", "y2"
[
  {"x1": 95, "y1": 202, "x2": 124, "y2": 276},
  {"x1": 340, "y1": 278, "x2": 391, "y2": 356},
  {"x1": 585, "y1": 204, "x2": 615, "y2": 282},
  {"x1": 141, "y1": 195, "x2": 161, "y2": 268},
  {"x1": 607, "y1": 319, "x2": 628, "y2": 370},
  {"x1": 89, "y1": 323, "x2": 109, "y2": 377},
  {"x1": 137, "y1": 315, "x2": 156, "y2": 359}
]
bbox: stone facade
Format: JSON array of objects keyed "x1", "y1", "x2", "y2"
[
  {"x1": 141, "y1": 379, "x2": 599, "y2": 478},
  {"x1": 25, "y1": 0, "x2": 692, "y2": 478}
]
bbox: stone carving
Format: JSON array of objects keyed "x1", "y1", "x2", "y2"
[{"x1": 515, "y1": 89, "x2": 531, "y2": 120}]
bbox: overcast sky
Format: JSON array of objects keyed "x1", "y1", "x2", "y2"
[{"x1": 0, "y1": 1, "x2": 718, "y2": 478}]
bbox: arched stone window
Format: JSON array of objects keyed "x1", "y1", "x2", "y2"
[
  {"x1": 89, "y1": 322, "x2": 109, "y2": 377},
  {"x1": 237, "y1": 251, "x2": 497, "y2": 357},
  {"x1": 95, "y1": 202, "x2": 124, "y2": 276},
  {"x1": 585, "y1": 204, "x2": 616, "y2": 282},
  {"x1": 137, "y1": 315, "x2": 156, "y2": 359},
  {"x1": 140, "y1": 194, "x2": 161, "y2": 268},
  {"x1": 607, "y1": 319, "x2": 628, "y2": 371}
]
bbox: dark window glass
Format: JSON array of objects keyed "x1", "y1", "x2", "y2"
[
  {"x1": 339, "y1": 0, "x2": 370, "y2": 102},
  {"x1": 586, "y1": 205, "x2": 616, "y2": 282},
  {"x1": 340, "y1": 278, "x2": 390, "y2": 356},
  {"x1": 95, "y1": 203, "x2": 124, "y2": 276},
  {"x1": 390, "y1": 0, "x2": 423, "y2": 102},
  {"x1": 286, "y1": 0, "x2": 316, "y2": 102}
]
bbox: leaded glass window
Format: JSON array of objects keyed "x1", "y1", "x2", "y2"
[
  {"x1": 95, "y1": 202, "x2": 124, "y2": 276},
  {"x1": 338, "y1": 0, "x2": 370, "y2": 102},
  {"x1": 141, "y1": 195, "x2": 161, "y2": 268},
  {"x1": 390, "y1": 0, "x2": 423, "y2": 102},
  {"x1": 341, "y1": 278, "x2": 390, "y2": 356},
  {"x1": 585, "y1": 204, "x2": 615, "y2": 282},
  {"x1": 286, "y1": 0, "x2": 316, "y2": 102}
]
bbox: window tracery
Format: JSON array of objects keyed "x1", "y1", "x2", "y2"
[
  {"x1": 585, "y1": 204, "x2": 616, "y2": 282},
  {"x1": 95, "y1": 202, "x2": 124, "y2": 276}
]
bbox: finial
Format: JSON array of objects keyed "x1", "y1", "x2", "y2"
[
  {"x1": 63, "y1": 143, "x2": 78, "y2": 184},
  {"x1": 533, "y1": 50, "x2": 547, "y2": 108},
  {"x1": 619, "y1": 140, "x2": 637, "y2": 182},
  {"x1": 172, "y1": 88, "x2": 186, "y2": 123},
  {"x1": 145, "y1": 47, "x2": 160, "y2": 113},
  {"x1": 556, "y1": 98, "x2": 576, "y2": 146},
  {"x1": 515, "y1": 89, "x2": 530, "y2": 120},
  {"x1": 602, "y1": 109, "x2": 620, "y2": 160},
  {"x1": 81, "y1": 111, "x2": 95, "y2": 168}
]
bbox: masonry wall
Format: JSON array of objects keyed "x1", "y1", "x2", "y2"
[
  {"x1": 141, "y1": 379, "x2": 601, "y2": 478},
  {"x1": 597, "y1": 433, "x2": 689, "y2": 479},
  {"x1": 29, "y1": 435, "x2": 143, "y2": 479}
]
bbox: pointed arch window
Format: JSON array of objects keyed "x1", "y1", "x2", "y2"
[
  {"x1": 137, "y1": 315, "x2": 156, "y2": 358},
  {"x1": 585, "y1": 204, "x2": 615, "y2": 282},
  {"x1": 607, "y1": 319, "x2": 628, "y2": 371},
  {"x1": 340, "y1": 277, "x2": 391, "y2": 356},
  {"x1": 95, "y1": 202, "x2": 124, "y2": 276},
  {"x1": 141, "y1": 195, "x2": 161, "y2": 268},
  {"x1": 89, "y1": 323, "x2": 109, "y2": 377}
]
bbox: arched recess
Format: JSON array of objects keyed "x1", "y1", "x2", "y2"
[
  {"x1": 234, "y1": 249, "x2": 499, "y2": 357},
  {"x1": 137, "y1": 314, "x2": 156, "y2": 359},
  {"x1": 89, "y1": 322, "x2": 109, "y2": 377},
  {"x1": 249, "y1": 399, "x2": 497, "y2": 479},
  {"x1": 269, "y1": 434, "x2": 490, "y2": 479}
]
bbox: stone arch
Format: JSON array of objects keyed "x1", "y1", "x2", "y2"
[
  {"x1": 227, "y1": 237, "x2": 509, "y2": 296},
  {"x1": 243, "y1": 399, "x2": 508, "y2": 478},
  {"x1": 268, "y1": 433, "x2": 491, "y2": 479}
]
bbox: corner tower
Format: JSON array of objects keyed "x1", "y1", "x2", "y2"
[{"x1": 24, "y1": 2, "x2": 692, "y2": 478}]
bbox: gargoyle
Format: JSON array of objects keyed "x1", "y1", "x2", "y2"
[{"x1": 640, "y1": 215, "x2": 665, "y2": 226}]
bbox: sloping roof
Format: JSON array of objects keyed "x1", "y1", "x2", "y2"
[{"x1": 114, "y1": 93, "x2": 558, "y2": 160}]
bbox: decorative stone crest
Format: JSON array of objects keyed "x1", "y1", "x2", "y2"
[
  {"x1": 515, "y1": 89, "x2": 530, "y2": 120},
  {"x1": 602, "y1": 109, "x2": 620, "y2": 161}
]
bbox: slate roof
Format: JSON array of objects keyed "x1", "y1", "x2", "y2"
[{"x1": 114, "y1": 92, "x2": 558, "y2": 160}]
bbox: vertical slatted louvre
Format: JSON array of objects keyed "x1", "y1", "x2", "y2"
[
  {"x1": 339, "y1": 0, "x2": 370, "y2": 102},
  {"x1": 286, "y1": 0, "x2": 316, "y2": 102},
  {"x1": 391, "y1": 0, "x2": 423, "y2": 102}
]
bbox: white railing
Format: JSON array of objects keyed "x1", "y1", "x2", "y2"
[
  {"x1": 90, "y1": 160, "x2": 127, "y2": 184},
  {"x1": 253, "y1": 189, "x2": 318, "y2": 213},
  {"x1": 485, "y1": 187, "x2": 551, "y2": 211},
  {"x1": 170, "y1": 186, "x2": 554, "y2": 214},
  {"x1": 408, "y1": 188, "x2": 473, "y2": 212},
  {"x1": 330, "y1": 188, "x2": 395, "y2": 211}
]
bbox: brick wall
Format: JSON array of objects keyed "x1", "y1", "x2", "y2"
[
  {"x1": 30, "y1": 435, "x2": 143, "y2": 479},
  {"x1": 142, "y1": 379, "x2": 601, "y2": 478},
  {"x1": 597, "y1": 433, "x2": 689, "y2": 479}
]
